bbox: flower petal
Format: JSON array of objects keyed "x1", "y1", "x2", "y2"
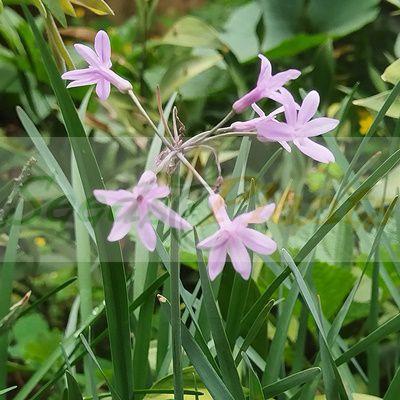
[
  {"x1": 251, "y1": 103, "x2": 265, "y2": 117},
  {"x1": 257, "y1": 54, "x2": 272, "y2": 84},
  {"x1": 147, "y1": 185, "x2": 170, "y2": 200},
  {"x1": 207, "y1": 244, "x2": 228, "y2": 281},
  {"x1": 227, "y1": 238, "x2": 252, "y2": 280},
  {"x1": 93, "y1": 189, "x2": 133, "y2": 205},
  {"x1": 268, "y1": 69, "x2": 301, "y2": 91},
  {"x1": 231, "y1": 117, "x2": 260, "y2": 132},
  {"x1": 238, "y1": 228, "x2": 277, "y2": 255},
  {"x1": 209, "y1": 194, "x2": 230, "y2": 225},
  {"x1": 67, "y1": 78, "x2": 99, "y2": 88},
  {"x1": 233, "y1": 87, "x2": 263, "y2": 114},
  {"x1": 298, "y1": 90, "x2": 319, "y2": 125},
  {"x1": 138, "y1": 170, "x2": 157, "y2": 185},
  {"x1": 62, "y1": 68, "x2": 98, "y2": 81},
  {"x1": 74, "y1": 44, "x2": 100, "y2": 66},
  {"x1": 98, "y1": 69, "x2": 132, "y2": 92},
  {"x1": 150, "y1": 200, "x2": 192, "y2": 230},
  {"x1": 279, "y1": 141, "x2": 292, "y2": 152},
  {"x1": 256, "y1": 119, "x2": 294, "y2": 142},
  {"x1": 107, "y1": 204, "x2": 136, "y2": 241},
  {"x1": 299, "y1": 117, "x2": 339, "y2": 137},
  {"x1": 235, "y1": 203, "x2": 275, "y2": 225},
  {"x1": 293, "y1": 138, "x2": 335, "y2": 163},
  {"x1": 94, "y1": 30, "x2": 111, "y2": 67},
  {"x1": 96, "y1": 79, "x2": 111, "y2": 100},
  {"x1": 136, "y1": 219, "x2": 157, "y2": 251},
  {"x1": 197, "y1": 229, "x2": 229, "y2": 249}
]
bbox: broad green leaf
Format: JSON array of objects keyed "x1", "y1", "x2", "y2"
[
  {"x1": 265, "y1": 33, "x2": 327, "y2": 59},
  {"x1": 70, "y1": 0, "x2": 114, "y2": 15},
  {"x1": 354, "y1": 91, "x2": 400, "y2": 118},
  {"x1": 159, "y1": 54, "x2": 222, "y2": 101},
  {"x1": 23, "y1": 7, "x2": 133, "y2": 400},
  {"x1": 42, "y1": 0, "x2": 67, "y2": 27},
  {"x1": 382, "y1": 58, "x2": 400, "y2": 84},
  {"x1": 219, "y1": 2, "x2": 262, "y2": 62},
  {"x1": 161, "y1": 16, "x2": 223, "y2": 49},
  {"x1": 308, "y1": 0, "x2": 379, "y2": 37}
]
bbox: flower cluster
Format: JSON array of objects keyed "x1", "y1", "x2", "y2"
[{"x1": 63, "y1": 31, "x2": 339, "y2": 281}]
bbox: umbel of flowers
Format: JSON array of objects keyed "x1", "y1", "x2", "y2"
[{"x1": 62, "y1": 31, "x2": 339, "y2": 281}]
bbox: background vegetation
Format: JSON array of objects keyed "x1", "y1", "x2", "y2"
[{"x1": 1, "y1": 0, "x2": 400, "y2": 399}]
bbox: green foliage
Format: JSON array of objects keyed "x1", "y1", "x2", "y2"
[{"x1": 1, "y1": 1, "x2": 400, "y2": 400}]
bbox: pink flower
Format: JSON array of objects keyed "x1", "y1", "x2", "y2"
[
  {"x1": 93, "y1": 171, "x2": 192, "y2": 251},
  {"x1": 62, "y1": 30, "x2": 132, "y2": 101},
  {"x1": 232, "y1": 54, "x2": 301, "y2": 113},
  {"x1": 197, "y1": 194, "x2": 277, "y2": 281},
  {"x1": 255, "y1": 90, "x2": 339, "y2": 163}
]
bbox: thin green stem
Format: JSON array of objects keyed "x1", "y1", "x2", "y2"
[{"x1": 170, "y1": 168, "x2": 184, "y2": 400}]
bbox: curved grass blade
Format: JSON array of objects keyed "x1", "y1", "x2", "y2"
[
  {"x1": 262, "y1": 368, "x2": 321, "y2": 398},
  {"x1": 384, "y1": 364, "x2": 400, "y2": 400},
  {"x1": 159, "y1": 300, "x2": 235, "y2": 400},
  {"x1": 235, "y1": 299, "x2": 274, "y2": 367},
  {"x1": 16, "y1": 107, "x2": 95, "y2": 241},
  {"x1": 282, "y1": 249, "x2": 351, "y2": 399},
  {"x1": 0, "y1": 386, "x2": 17, "y2": 396},
  {"x1": 0, "y1": 199, "x2": 23, "y2": 397},
  {"x1": 194, "y1": 229, "x2": 245, "y2": 400},
  {"x1": 242, "y1": 353, "x2": 265, "y2": 400},
  {"x1": 22, "y1": 7, "x2": 133, "y2": 399},
  {"x1": 335, "y1": 313, "x2": 400, "y2": 366},
  {"x1": 66, "y1": 371, "x2": 83, "y2": 400}
]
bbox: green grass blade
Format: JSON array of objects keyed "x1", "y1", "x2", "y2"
[
  {"x1": 384, "y1": 364, "x2": 400, "y2": 400},
  {"x1": 367, "y1": 253, "x2": 380, "y2": 395},
  {"x1": 170, "y1": 169, "x2": 184, "y2": 400},
  {"x1": 235, "y1": 299, "x2": 274, "y2": 367},
  {"x1": 66, "y1": 371, "x2": 84, "y2": 400},
  {"x1": 262, "y1": 368, "x2": 321, "y2": 398},
  {"x1": 262, "y1": 261, "x2": 311, "y2": 385},
  {"x1": 335, "y1": 313, "x2": 400, "y2": 366},
  {"x1": 0, "y1": 199, "x2": 23, "y2": 398},
  {"x1": 194, "y1": 229, "x2": 245, "y2": 400},
  {"x1": 282, "y1": 249, "x2": 351, "y2": 399},
  {"x1": 328, "y1": 196, "x2": 398, "y2": 346},
  {"x1": 22, "y1": 7, "x2": 133, "y2": 399},
  {"x1": 242, "y1": 353, "x2": 265, "y2": 400},
  {"x1": 0, "y1": 387, "x2": 17, "y2": 396},
  {"x1": 159, "y1": 300, "x2": 235, "y2": 400},
  {"x1": 16, "y1": 107, "x2": 95, "y2": 241}
]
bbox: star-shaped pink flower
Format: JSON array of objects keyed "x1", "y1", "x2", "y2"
[
  {"x1": 197, "y1": 194, "x2": 277, "y2": 280},
  {"x1": 62, "y1": 30, "x2": 132, "y2": 100},
  {"x1": 94, "y1": 171, "x2": 192, "y2": 251},
  {"x1": 255, "y1": 89, "x2": 339, "y2": 163},
  {"x1": 232, "y1": 54, "x2": 301, "y2": 113}
]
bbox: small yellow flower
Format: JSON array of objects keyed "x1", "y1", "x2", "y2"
[
  {"x1": 34, "y1": 236, "x2": 46, "y2": 248},
  {"x1": 358, "y1": 109, "x2": 373, "y2": 135}
]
